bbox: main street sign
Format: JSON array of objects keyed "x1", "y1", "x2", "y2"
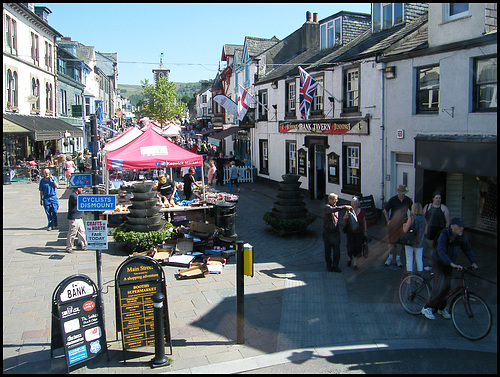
[
  {"x1": 69, "y1": 174, "x2": 92, "y2": 187},
  {"x1": 77, "y1": 195, "x2": 116, "y2": 211}
]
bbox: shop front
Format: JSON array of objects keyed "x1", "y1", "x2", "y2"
[
  {"x1": 3, "y1": 113, "x2": 83, "y2": 164},
  {"x1": 415, "y1": 134, "x2": 497, "y2": 239}
]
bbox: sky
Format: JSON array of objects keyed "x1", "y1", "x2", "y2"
[{"x1": 42, "y1": 3, "x2": 371, "y2": 85}]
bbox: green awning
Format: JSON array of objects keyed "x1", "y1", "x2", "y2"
[{"x1": 3, "y1": 113, "x2": 83, "y2": 141}]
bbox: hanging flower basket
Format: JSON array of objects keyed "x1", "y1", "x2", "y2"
[
  {"x1": 63, "y1": 141, "x2": 69, "y2": 147},
  {"x1": 69, "y1": 139, "x2": 75, "y2": 145}
]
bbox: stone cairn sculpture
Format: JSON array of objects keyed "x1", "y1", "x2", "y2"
[
  {"x1": 125, "y1": 182, "x2": 165, "y2": 232},
  {"x1": 271, "y1": 174, "x2": 307, "y2": 220}
]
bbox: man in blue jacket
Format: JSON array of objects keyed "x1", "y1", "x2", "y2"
[
  {"x1": 39, "y1": 168, "x2": 59, "y2": 231},
  {"x1": 421, "y1": 217, "x2": 478, "y2": 320}
]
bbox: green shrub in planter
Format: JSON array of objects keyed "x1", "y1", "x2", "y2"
[
  {"x1": 263, "y1": 212, "x2": 317, "y2": 235},
  {"x1": 113, "y1": 222, "x2": 175, "y2": 253}
]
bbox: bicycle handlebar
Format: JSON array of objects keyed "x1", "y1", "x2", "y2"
[{"x1": 462, "y1": 266, "x2": 497, "y2": 285}]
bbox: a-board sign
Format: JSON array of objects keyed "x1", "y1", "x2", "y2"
[
  {"x1": 297, "y1": 148, "x2": 307, "y2": 177},
  {"x1": 359, "y1": 195, "x2": 379, "y2": 225},
  {"x1": 51, "y1": 275, "x2": 107, "y2": 373},
  {"x1": 85, "y1": 220, "x2": 108, "y2": 250},
  {"x1": 115, "y1": 256, "x2": 172, "y2": 360}
]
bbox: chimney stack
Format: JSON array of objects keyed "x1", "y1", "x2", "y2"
[
  {"x1": 306, "y1": 11, "x2": 311, "y2": 22},
  {"x1": 313, "y1": 13, "x2": 318, "y2": 23}
]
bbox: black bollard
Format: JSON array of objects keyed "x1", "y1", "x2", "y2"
[
  {"x1": 151, "y1": 293, "x2": 170, "y2": 368},
  {"x1": 236, "y1": 240, "x2": 245, "y2": 344}
]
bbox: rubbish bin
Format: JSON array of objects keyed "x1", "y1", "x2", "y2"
[
  {"x1": 215, "y1": 202, "x2": 236, "y2": 237},
  {"x1": 3, "y1": 167, "x2": 11, "y2": 185}
]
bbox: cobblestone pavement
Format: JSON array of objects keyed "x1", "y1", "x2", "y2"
[{"x1": 3, "y1": 180, "x2": 497, "y2": 374}]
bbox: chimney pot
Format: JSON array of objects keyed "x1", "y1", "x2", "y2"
[
  {"x1": 313, "y1": 13, "x2": 318, "y2": 23},
  {"x1": 306, "y1": 11, "x2": 311, "y2": 22}
]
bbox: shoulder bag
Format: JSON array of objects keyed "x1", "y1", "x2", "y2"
[{"x1": 399, "y1": 215, "x2": 417, "y2": 245}]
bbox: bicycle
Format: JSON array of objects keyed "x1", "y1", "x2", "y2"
[{"x1": 399, "y1": 266, "x2": 494, "y2": 341}]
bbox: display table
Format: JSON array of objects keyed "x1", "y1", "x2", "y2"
[{"x1": 103, "y1": 204, "x2": 214, "y2": 222}]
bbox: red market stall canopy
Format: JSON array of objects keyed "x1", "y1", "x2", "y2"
[
  {"x1": 106, "y1": 126, "x2": 203, "y2": 170},
  {"x1": 103, "y1": 126, "x2": 143, "y2": 153}
]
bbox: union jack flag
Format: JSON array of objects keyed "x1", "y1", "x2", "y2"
[{"x1": 298, "y1": 66, "x2": 318, "y2": 120}]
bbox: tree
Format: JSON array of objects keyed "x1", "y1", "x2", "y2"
[{"x1": 138, "y1": 76, "x2": 187, "y2": 126}]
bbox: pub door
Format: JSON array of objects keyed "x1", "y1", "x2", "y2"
[{"x1": 308, "y1": 143, "x2": 326, "y2": 200}]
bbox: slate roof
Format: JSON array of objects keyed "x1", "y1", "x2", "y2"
[{"x1": 244, "y1": 36, "x2": 280, "y2": 58}]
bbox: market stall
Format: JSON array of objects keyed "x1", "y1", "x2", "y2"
[{"x1": 105, "y1": 126, "x2": 207, "y2": 225}]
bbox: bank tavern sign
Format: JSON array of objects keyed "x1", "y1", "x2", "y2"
[{"x1": 279, "y1": 118, "x2": 369, "y2": 135}]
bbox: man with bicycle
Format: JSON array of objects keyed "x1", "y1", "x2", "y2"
[{"x1": 421, "y1": 217, "x2": 478, "y2": 320}]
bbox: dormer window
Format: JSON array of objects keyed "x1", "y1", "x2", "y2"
[
  {"x1": 320, "y1": 17, "x2": 341, "y2": 50},
  {"x1": 372, "y1": 3, "x2": 404, "y2": 32}
]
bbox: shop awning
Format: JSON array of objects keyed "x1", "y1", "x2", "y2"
[{"x1": 3, "y1": 113, "x2": 83, "y2": 141}]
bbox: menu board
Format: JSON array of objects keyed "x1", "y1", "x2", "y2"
[
  {"x1": 115, "y1": 256, "x2": 171, "y2": 357},
  {"x1": 51, "y1": 275, "x2": 107, "y2": 373},
  {"x1": 118, "y1": 281, "x2": 162, "y2": 349},
  {"x1": 298, "y1": 149, "x2": 307, "y2": 177},
  {"x1": 359, "y1": 195, "x2": 379, "y2": 225}
]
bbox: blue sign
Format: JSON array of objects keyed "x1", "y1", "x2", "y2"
[
  {"x1": 77, "y1": 195, "x2": 116, "y2": 211},
  {"x1": 69, "y1": 174, "x2": 92, "y2": 187}
]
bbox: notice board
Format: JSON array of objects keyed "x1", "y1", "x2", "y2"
[
  {"x1": 115, "y1": 256, "x2": 172, "y2": 360},
  {"x1": 51, "y1": 274, "x2": 108, "y2": 373}
]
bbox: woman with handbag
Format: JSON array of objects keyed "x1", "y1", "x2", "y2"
[
  {"x1": 401, "y1": 202, "x2": 427, "y2": 274},
  {"x1": 343, "y1": 197, "x2": 368, "y2": 271}
]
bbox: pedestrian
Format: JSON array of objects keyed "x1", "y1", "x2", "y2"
[
  {"x1": 207, "y1": 160, "x2": 217, "y2": 187},
  {"x1": 183, "y1": 167, "x2": 196, "y2": 200},
  {"x1": 216, "y1": 152, "x2": 225, "y2": 186},
  {"x1": 156, "y1": 174, "x2": 176, "y2": 207},
  {"x1": 323, "y1": 193, "x2": 352, "y2": 272},
  {"x1": 39, "y1": 168, "x2": 59, "y2": 231},
  {"x1": 383, "y1": 184, "x2": 413, "y2": 267},
  {"x1": 65, "y1": 186, "x2": 87, "y2": 253},
  {"x1": 402, "y1": 202, "x2": 427, "y2": 274},
  {"x1": 342, "y1": 197, "x2": 368, "y2": 271},
  {"x1": 64, "y1": 156, "x2": 76, "y2": 182},
  {"x1": 423, "y1": 191, "x2": 450, "y2": 261},
  {"x1": 229, "y1": 161, "x2": 240, "y2": 192},
  {"x1": 76, "y1": 152, "x2": 85, "y2": 173},
  {"x1": 421, "y1": 217, "x2": 478, "y2": 320}
]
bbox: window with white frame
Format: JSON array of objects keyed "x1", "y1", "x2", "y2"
[
  {"x1": 61, "y1": 88, "x2": 67, "y2": 115},
  {"x1": 320, "y1": 17, "x2": 342, "y2": 50},
  {"x1": 445, "y1": 3, "x2": 469, "y2": 22},
  {"x1": 342, "y1": 143, "x2": 361, "y2": 193},
  {"x1": 473, "y1": 56, "x2": 497, "y2": 112},
  {"x1": 46, "y1": 83, "x2": 53, "y2": 112},
  {"x1": 286, "y1": 140, "x2": 297, "y2": 174},
  {"x1": 372, "y1": 3, "x2": 404, "y2": 32},
  {"x1": 31, "y1": 32, "x2": 39, "y2": 65},
  {"x1": 259, "y1": 139, "x2": 269, "y2": 175},
  {"x1": 258, "y1": 89, "x2": 268, "y2": 120},
  {"x1": 85, "y1": 97, "x2": 91, "y2": 117},
  {"x1": 32, "y1": 78, "x2": 40, "y2": 110},
  {"x1": 416, "y1": 65, "x2": 440, "y2": 113},
  {"x1": 45, "y1": 42, "x2": 52, "y2": 71},
  {"x1": 311, "y1": 77, "x2": 324, "y2": 113},
  {"x1": 344, "y1": 67, "x2": 360, "y2": 112},
  {"x1": 286, "y1": 81, "x2": 296, "y2": 115},
  {"x1": 58, "y1": 59, "x2": 66, "y2": 75},
  {"x1": 5, "y1": 15, "x2": 17, "y2": 55},
  {"x1": 6, "y1": 69, "x2": 18, "y2": 107}
]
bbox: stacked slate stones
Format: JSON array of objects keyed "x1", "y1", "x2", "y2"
[
  {"x1": 126, "y1": 182, "x2": 165, "y2": 232},
  {"x1": 271, "y1": 174, "x2": 307, "y2": 220}
]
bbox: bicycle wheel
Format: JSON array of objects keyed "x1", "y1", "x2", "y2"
[
  {"x1": 451, "y1": 293, "x2": 492, "y2": 341},
  {"x1": 399, "y1": 274, "x2": 430, "y2": 315}
]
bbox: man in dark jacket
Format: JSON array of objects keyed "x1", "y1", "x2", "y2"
[
  {"x1": 323, "y1": 193, "x2": 351, "y2": 272},
  {"x1": 65, "y1": 186, "x2": 87, "y2": 253},
  {"x1": 421, "y1": 217, "x2": 478, "y2": 320}
]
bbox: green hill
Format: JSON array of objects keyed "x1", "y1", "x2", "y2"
[{"x1": 118, "y1": 82, "x2": 201, "y2": 106}]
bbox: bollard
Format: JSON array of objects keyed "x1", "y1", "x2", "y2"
[
  {"x1": 151, "y1": 293, "x2": 170, "y2": 368},
  {"x1": 236, "y1": 240, "x2": 245, "y2": 344}
]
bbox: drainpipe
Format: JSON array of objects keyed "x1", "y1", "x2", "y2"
[{"x1": 379, "y1": 60, "x2": 386, "y2": 206}]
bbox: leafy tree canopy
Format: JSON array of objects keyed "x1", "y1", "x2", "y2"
[{"x1": 138, "y1": 76, "x2": 187, "y2": 126}]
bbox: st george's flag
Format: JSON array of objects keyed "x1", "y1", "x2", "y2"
[
  {"x1": 237, "y1": 84, "x2": 253, "y2": 121},
  {"x1": 298, "y1": 66, "x2": 318, "y2": 120}
]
